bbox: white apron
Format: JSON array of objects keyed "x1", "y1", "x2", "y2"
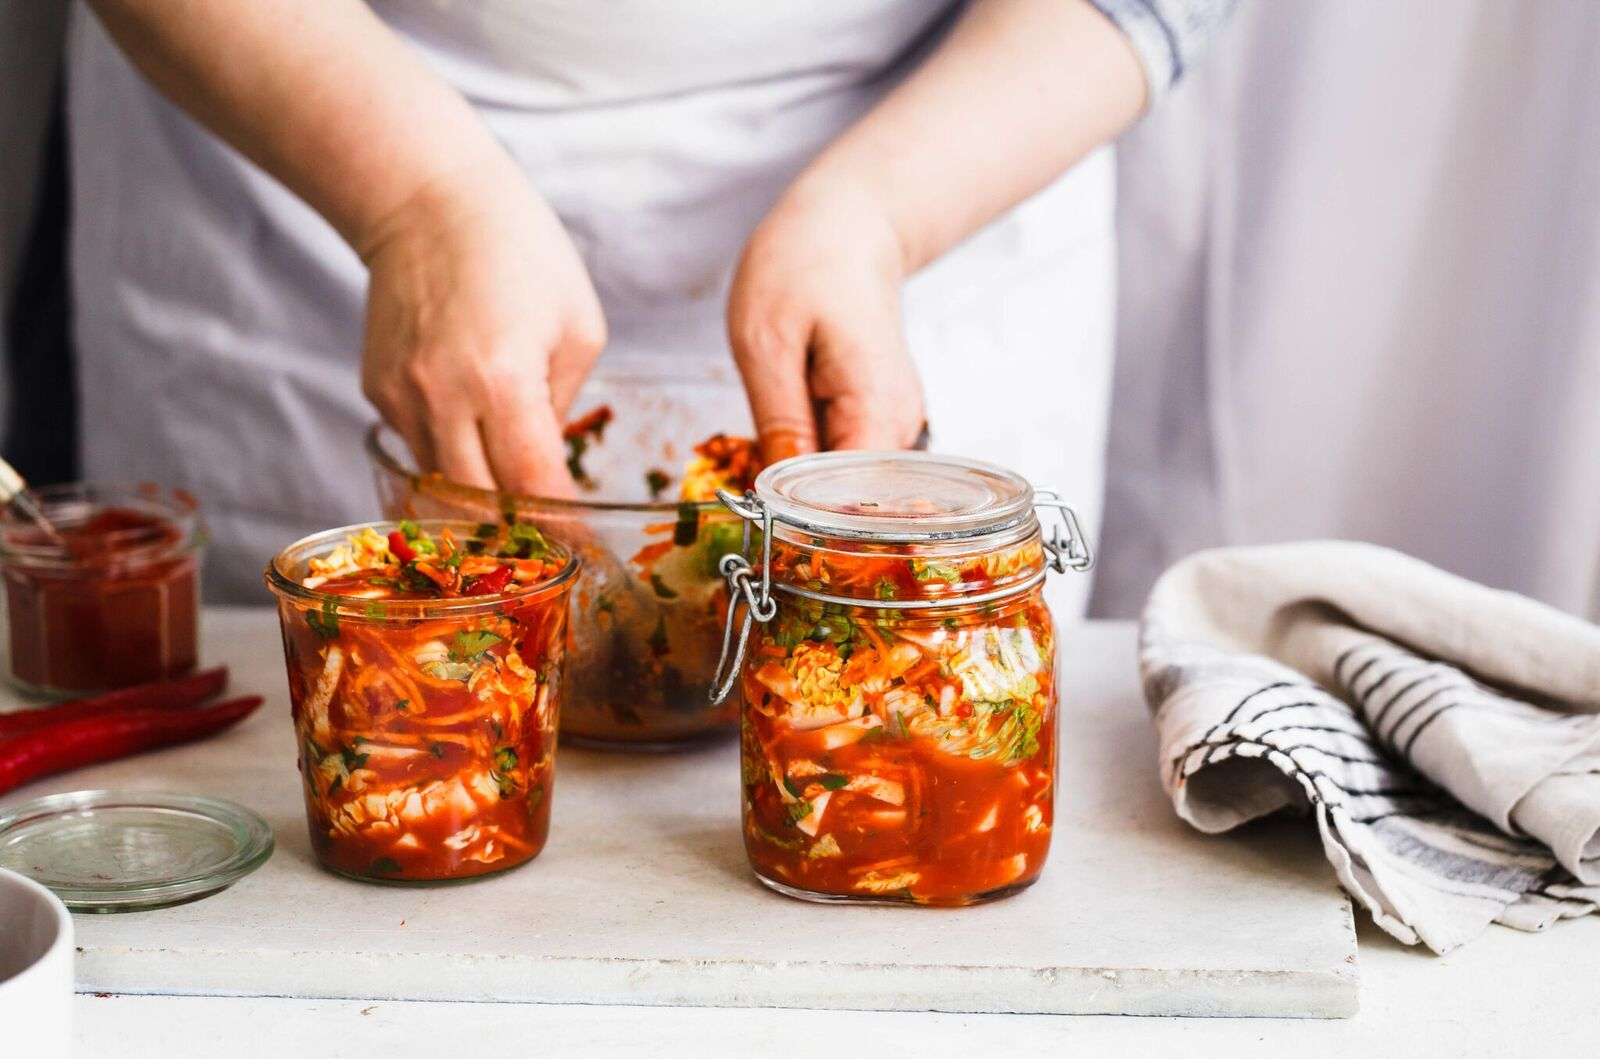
[{"x1": 67, "y1": 0, "x2": 1115, "y2": 614}]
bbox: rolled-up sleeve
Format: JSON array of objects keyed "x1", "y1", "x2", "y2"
[{"x1": 1085, "y1": 0, "x2": 1239, "y2": 105}]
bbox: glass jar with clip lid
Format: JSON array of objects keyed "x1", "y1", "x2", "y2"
[{"x1": 710, "y1": 451, "x2": 1092, "y2": 906}]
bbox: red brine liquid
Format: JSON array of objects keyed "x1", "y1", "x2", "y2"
[{"x1": 3, "y1": 505, "x2": 200, "y2": 695}]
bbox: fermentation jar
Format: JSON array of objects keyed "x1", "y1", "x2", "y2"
[
  {"x1": 712, "y1": 452, "x2": 1092, "y2": 906},
  {"x1": 266, "y1": 520, "x2": 577, "y2": 883},
  {"x1": 0, "y1": 483, "x2": 203, "y2": 697}
]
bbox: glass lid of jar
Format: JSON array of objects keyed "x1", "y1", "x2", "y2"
[{"x1": 753, "y1": 451, "x2": 1035, "y2": 541}]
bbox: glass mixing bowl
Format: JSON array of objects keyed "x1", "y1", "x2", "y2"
[{"x1": 366, "y1": 402, "x2": 746, "y2": 750}]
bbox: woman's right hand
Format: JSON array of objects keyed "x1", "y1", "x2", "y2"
[{"x1": 358, "y1": 156, "x2": 606, "y2": 497}]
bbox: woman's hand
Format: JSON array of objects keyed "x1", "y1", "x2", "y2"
[
  {"x1": 86, "y1": 0, "x2": 618, "y2": 497},
  {"x1": 727, "y1": 0, "x2": 1146, "y2": 465},
  {"x1": 727, "y1": 176, "x2": 927, "y2": 465},
  {"x1": 359, "y1": 158, "x2": 606, "y2": 496}
]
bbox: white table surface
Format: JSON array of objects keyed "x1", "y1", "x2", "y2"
[
  {"x1": 28, "y1": 610, "x2": 1356, "y2": 1020},
  {"x1": 5, "y1": 612, "x2": 1590, "y2": 1054}
]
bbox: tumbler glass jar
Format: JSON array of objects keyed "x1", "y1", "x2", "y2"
[
  {"x1": 0, "y1": 483, "x2": 204, "y2": 697},
  {"x1": 266, "y1": 520, "x2": 578, "y2": 883},
  {"x1": 713, "y1": 452, "x2": 1092, "y2": 906}
]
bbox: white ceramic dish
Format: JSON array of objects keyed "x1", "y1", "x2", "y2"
[{"x1": 0, "y1": 866, "x2": 74, "y2": 1058}]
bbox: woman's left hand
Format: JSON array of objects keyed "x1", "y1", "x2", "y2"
[
  {"x1": 727, "y1": 0, "x2": 1147, "y2": 467},
  {"x1": 727, "y1": 176, "x2": 928, "y2": 466}
]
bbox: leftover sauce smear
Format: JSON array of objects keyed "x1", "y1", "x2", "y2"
[
  {"x1": 3, "y1": 506, "x2": 199, "y2": 694},
  {"x1": 560, "y1": 423, "x2": 762, "y2": 746},
  {"x1": 278, "y1": 522, "x2": 568, "y2": 881},
  {"x1": 741, "y1": 537, "x2": 1056, "y2": 905}
]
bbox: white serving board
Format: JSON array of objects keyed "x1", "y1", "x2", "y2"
[{"x1": 2, "y1": 610, "x2": 1357, "y2": 1017}]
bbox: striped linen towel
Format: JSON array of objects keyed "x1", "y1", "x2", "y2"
[{"x1": 1140, "y1": 541, "x2": 1600, "y2": 953}]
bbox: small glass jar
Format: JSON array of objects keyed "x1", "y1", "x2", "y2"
[
  {"x1": 265, "y1": 520, "x2": 579, "y2": 883},
  {"x1": 0, "y1": 483, "x2": 204, "y2": 697},
  {"x1": 713, "y1": 452, "x2": 1092, "y2": 906}
]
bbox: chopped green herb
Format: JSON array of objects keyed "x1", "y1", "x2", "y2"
[
  {"x1": 785, "y1": 800, "x2": 814, "y2": 827},
  {"x1": 647, "y1": 615, "x2": 670, "y2": 657},
  {"x1": 401, "y1": 563, "x2": 435, "y2": 593},
  {"x1": 450, "y1": 629, "x2": 502, "y2": 661},
  {"x1": 371, "y1": 857, "x2": 403, "y2": 874},
  {"x1": 473, "y1": 522, "x2": 498, "y2": 539},
  {"x1": 393, "y1": 699, "x2": 410, "y2": 713},
  {"x1": 398, "y1": 520, "x2": 421, "y2": 541},
  {"x1": 673, "y1": 502, "x2": 700, "y2": 547},
  {"x1": 645, "y1": 468, "x2": 671, "y2": 499},
  {"x1": 566, "y1": 435, "x2": 590, "y2": 485},
  {"x1": 364, "y1": 601, "x2": 388, "y2": 620},
  {"x1": 819, "y1": 774, "x2": 849, "y2": 791},
  {"x1": 500, "y1": 522, "x2": 551, "y2": 560},
  {"x1": 874, "y1": 577, "x2": 898, "y2": 601},
  {"x1": 430, "y1": 742, "x2": 445, "y2": 758},
  {"x1": 306, "y1": 600, "x2": 340, "y2": 638},
  {"x1": 493, "y1": 746, "x2": 521, "y2": 798},
  {"x1": 649, "y1": 573, "x2": 679, "y2": 600},
  {"x1": 782, "y1": 776, "x2": 805, "y2": 799}
]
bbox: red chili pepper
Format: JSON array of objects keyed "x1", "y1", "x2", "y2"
[
  {"x1": 388, "y1": 531, "x2": 417, "y2": 564},
  {"x1": 0, "y1": 666, "x2": 229, "y2": 740},
  {"x1": 0, "y1": 695, "x2": 262, "y2": 795},
  {"x1": 464, "y1": 564, "x2": 513, "y2": 596}
]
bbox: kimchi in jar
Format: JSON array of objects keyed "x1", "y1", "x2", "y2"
[
  {"x1": 0, "y1": 483, "x2": 204, "y2": 697},
  {"x1": 713, "y1": 452, "x2": 1093, "y2": 906},
  {"x1": 266, "y1": 520, "x2": 577, "y2": 883}
]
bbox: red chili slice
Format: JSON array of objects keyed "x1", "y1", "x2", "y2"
[
  {"x1": 464, "y1": 564, "x2": 513, "y2": 596},
  {"x1": 388, "y1": 531, "x2": 417, "y2": 564}
]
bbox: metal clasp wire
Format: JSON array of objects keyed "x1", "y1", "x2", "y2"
[
  {"x1": 710, "y1": 487, "x2": 1092, "y2": 703},
  {"x1": 1033, "y1": 489, "x2": 1095, "y2": 573},
  {"x1": 709, "y1": 490, "x2": 775, "y2": 704}
]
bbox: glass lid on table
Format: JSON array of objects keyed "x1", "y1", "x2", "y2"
[
  {"x1": 0, "y1": 789, "x2": 273, "y2": 912},
  {"x1": 754, "y1": 451, "x2": 1036, "y2": 540}
]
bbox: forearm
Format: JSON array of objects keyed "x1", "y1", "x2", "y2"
[
  {"x1": 86, "y1": 0, "x2": 509, "y2": 257},
  {"x1": 793, "y1": 0, "x2": 1146, "y2": 275}
]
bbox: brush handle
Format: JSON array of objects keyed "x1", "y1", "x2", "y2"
[{"x1": 0, "y1": 458, "x2": 24, "y2": 503}]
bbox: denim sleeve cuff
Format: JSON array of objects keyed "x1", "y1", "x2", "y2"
[{"x1": 1084, "y1": 0, "x2": 1238, "y2": 106}]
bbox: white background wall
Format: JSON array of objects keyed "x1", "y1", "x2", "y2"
[{"x1": 1095, "y1": 0, "x2": 1600, "y2": 619}]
